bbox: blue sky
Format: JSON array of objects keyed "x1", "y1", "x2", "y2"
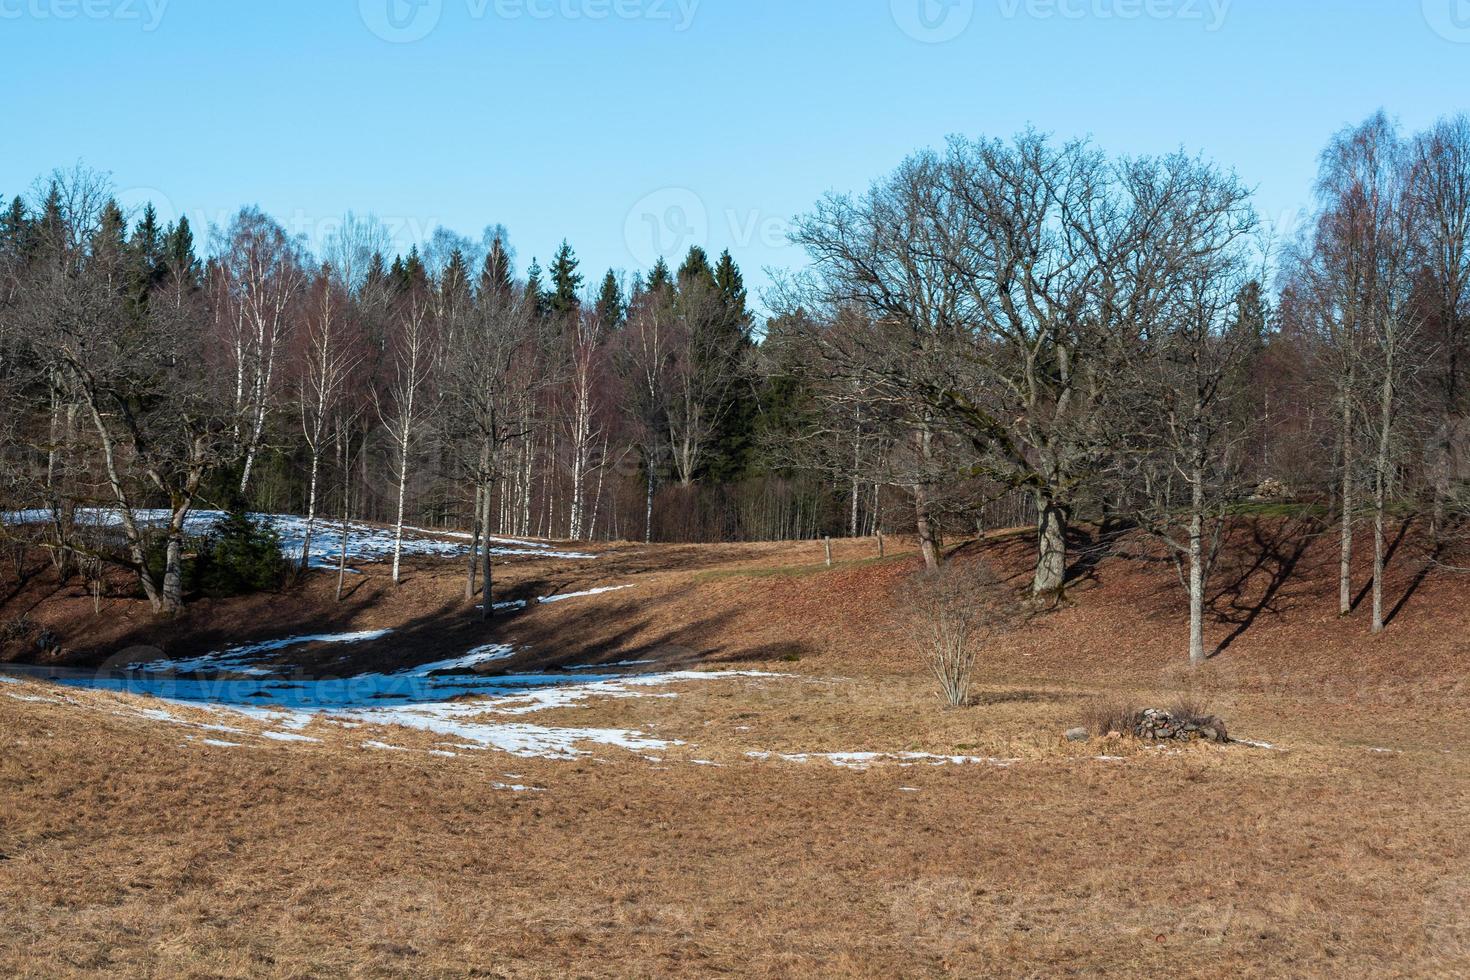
[{"x1": 2, "y1": 0, "x2": 1467, "y2": 308}]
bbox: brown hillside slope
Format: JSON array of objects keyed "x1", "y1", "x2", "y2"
[{"x1": 1, "y1": 520, "x2": 1468, "y2": 977}]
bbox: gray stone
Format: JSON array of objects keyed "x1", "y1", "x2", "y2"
[{"x1": 1065, "y1": 728, "x2": 1090, "y2": 743}]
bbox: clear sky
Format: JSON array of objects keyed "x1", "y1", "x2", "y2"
[{"x1": 2, "y1": 0, "x2": 1467, "y2": 309}]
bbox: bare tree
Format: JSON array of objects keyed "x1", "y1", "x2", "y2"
[
  {"x1": 378, "y1": 279, "x2": 441, "y2": 585},
  {"x1": 212, "y1": 208, "x2": 307, "y2": 496},
  {"x1": 293, "y1": 265, "x2": 364, "y2": 572}
]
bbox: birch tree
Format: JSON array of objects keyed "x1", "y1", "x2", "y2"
[
  {"x1": 378, "y1": 276, "x2": 441, "y2": 585},
  {"x1": 213, "y1": 208, "x2": 306, "y2": 496}
]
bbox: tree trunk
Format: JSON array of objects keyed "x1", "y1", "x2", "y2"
[
  {"x1": 161, "y1": 533, "x2": 185, "y2": 616},
  {"x1": 481, "y1": 479, "x2": 495, "y2": 621},
  {"x1": 1188, "y1": 464, "x2": 1206, "y2": 666},
  {"x1": 390, "y1": 416, "x2": 411, "y2": 585},
  {"x1": 1372, "y1": 348, "x2": 1394, "y2": 634},
  {"x1": 300, "y1": 452, "x2": 321, "y2": 572},
  {"x1": 913, "y1": 482, "x2": 940, "y2": 573},
  {"x1": 1033, "y1": 492, "x2": 1068, "y2": 598},
  {"x1": 644, "y1": 456, "x2": 656, "y2": 544},
  {"x1": 336, "y1": 432, "x2": 352, "y2": 603},
  {"x1": 465, "y1": 483, "x2": 483, "y2": 602},
  {"x1": 1339, "y1": 394, "x2": 1355, "y2": 617}
]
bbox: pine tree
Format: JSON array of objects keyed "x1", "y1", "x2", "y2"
[
  {"x1": 645, "y1": 258, "x2": 673, "y2": 297},
  {"x1": 37, "y1": 182, "x2": 63, "y2": 257},
  {"x1": 363, "y1": 251, "x2": 388, "y2": 294},
  {"x1": 94, "y1": 200, "x2": 127, "y2": 266},
  {"x1": 677, "y1": 245, "x2": 716, "y2": 292},
  {"x1": 164, "y1": 215, "x2": 200, "y2": 285},
  {"x1": 479, "y1": 234, "x2": 513, "y2": 300},
  {"x1": 524, "y1": 258, "x2": 547, "y2": 316},
  {"x1": 595, "y1": 270, "x2": 625, "y2": 329},
  {"x1": 442, "y1": 247, "x2": 471, "y2": 307},
  {"x1": 714, "y1": 250, "x2": 749, "y2": 330},
  {"x1": 0, "y1": 196, "x2": 28, "y2": 258},
  {"x1": 548, "y1": 240, "x2": 583, "y2": 316},
  {"x1": 127, "y1": 203, "x2": 166, "y2": 308}
]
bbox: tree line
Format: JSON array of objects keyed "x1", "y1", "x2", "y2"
[
  {"x1": 0, "y1": 167, "x2": 869, "y2": 616},
  {"x1": 2, "y1": 109, "x2": 1467, "y2": 664}
]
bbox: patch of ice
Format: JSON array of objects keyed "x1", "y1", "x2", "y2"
[
  {"x1": 492, "y1": 782, "x2": 545, "y2": 792},
  {"x1": 14, "y1": 661, "x2": 785, "y2": 763},
  {"x1": 128, "y1": 630, "x2": 394, "y2": 676},
  {"x1": 539, "y1": 585, "x2": 634, "y2": 604},
  {"x1": 565, "y1": 659, "x2": 655, "y2": 671},
  {"x1": 198, "y1": 739, "x2": 242, "y2": 748},
  {"x1": 261, "y1": 731, "x2": 320, "y2": 743},
  {"x1": 411, "y1": 644, "x2": 516, "y2": 675},
  {"x1": 1235, "y1": 739, "x2": 1282, "y2": 751}
]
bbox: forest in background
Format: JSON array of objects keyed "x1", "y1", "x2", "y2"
[{"x1": 1, "y1": 110, "x2": 1467, "y2": 665}]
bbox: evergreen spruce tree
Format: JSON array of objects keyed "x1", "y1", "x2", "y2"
[
  {"x1": 164, "y1": 215, "x2": 200, "y2": 285},
  {"x1": 548, "y1": 240, "x2": 583, "y2": 316},
  {"x1": 479, "y1": 234, "x2": 514, "y2": 300},
  {"x1": 94, "y1": 200, "x2": 128, "y2": 265},
  {"x1": 0, "y1": 196, "x2": 28, "y2": 257},
  {"x1": 442, "y1": 247, "x2": 471, "y2": 307},
  {"x1": 401, "y1": 246, "x2": 428, "y2": 292},
  {"x1": 676, "y1": 245, "x2": 716, "y2": 292},
  {"x1": 645, "y1": 257, "x2": 673, "y2": 298},
  {"x1": 363, "y1": 250, "x2": 388, "y2": 294},
  {"x1": 127, "y1": 203, "x2": 166, "y2": 309},
  {"x1": 37, "y1": 182, "x2": 64, "y2": 258},
  {"x1": 595, "y1": 270, "x2": 625, "y2": 329},
  {"x1": 524, "y1": 258, "x2": 548, "y2": 316}
]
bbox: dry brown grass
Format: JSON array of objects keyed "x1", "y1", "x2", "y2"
[{"x1": 2, "y1": 522, "x2": 1469, "y2": 977}]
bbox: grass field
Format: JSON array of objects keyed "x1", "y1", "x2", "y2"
[{"x1": 2, "y1": 523, "x2": 1468, "y2": 977}]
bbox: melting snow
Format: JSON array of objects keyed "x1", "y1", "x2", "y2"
[
  {"x1": 8, "y1": 658, "x2": 783, "y2": 762},
  {"x1": 2, "y1": 509, "x2": 598, "y2": 567}
]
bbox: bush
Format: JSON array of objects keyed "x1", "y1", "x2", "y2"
[
  {"x1": 195, "y1": 511, "x2": 286, "y2": 598},
  {"x1": 911, "y1": 562, "x2": 1012, "y2": 709},
  {"x1": 144, "y1": 510, "x2": 286, "y2": 600}
]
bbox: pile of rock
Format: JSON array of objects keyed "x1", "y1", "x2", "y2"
[
  {"x1": 1134, "y1": 708, "x2": 1229, "y2": 744},
  {"x1": 1064, "y1": 709, "x2": 1231, "y2": 744}
]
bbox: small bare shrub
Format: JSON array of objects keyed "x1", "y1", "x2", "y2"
[
  {"x1": 1, "y1": 616, "x2": 37, "y2": 645},
  {"x1": 1082, "y1": 701, "x2": 1146, "y2": 738},
  {"x1": 911, "y1": 562, "x2": 1012, "y2": 708}
]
